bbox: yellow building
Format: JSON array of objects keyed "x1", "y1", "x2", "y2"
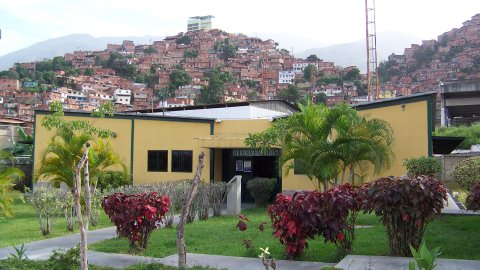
[{"x1": 33, "y1": 93, "x2": 436, "y2": 200}]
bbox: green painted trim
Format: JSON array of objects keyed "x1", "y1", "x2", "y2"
[
  {"x1": 427, "y1": 97, "x2": 433, "y2": 157},
  {"x1": 31, "y1": 111, "x2": 37, "y2": 190},
  {"x1": 210, "y1": 149, "x2": 214, "y2": 182},
  {"x1": 130, "y1": 119, "x2": 135, "y2": 177},
  {"x1": 35, "y1": 110, "x2": 215, "y2": 124},
  {"x1": 355, "y1": 93, "x2": 437, "y2": 111},
  {"x1": 210, "y1": 122, "x2": 214, "y2": 135}
]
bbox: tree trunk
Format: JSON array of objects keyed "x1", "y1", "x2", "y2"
[
  {"x1": 177, "y1": 152, "x2": 205, "y2": 270},
  {"x1": 74, "y1": 143, "x2": 90, "y2": 270}
]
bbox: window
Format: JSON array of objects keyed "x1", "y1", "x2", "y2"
[
  {"x1": 148, "y1": 150, "x2": 168, "y2": 172},
  {"x1": 172, "y1": 150, "x2": 193, "y2": 172}
]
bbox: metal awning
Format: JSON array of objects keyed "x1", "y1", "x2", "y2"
[{"x1": 432, "y1": 136, "x2": 465, "y2": 155}]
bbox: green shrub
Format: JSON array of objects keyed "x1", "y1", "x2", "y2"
[
  {"x1": 403, "y1": 156, "x2": 442, "y2": 176},
  {"x1": 48, "y1": 247, "x2": 80, "y2": 270},
  {"x1": 247, "y1": 178, "x2": 276, "y2": 206},
  {"x1": 96, "y1": 171, "x2": 132, "y2": 191},
  {"x1": 466, "y1": 182, "x2": 480, "y2": 211},
  {"x1": 451, "y1": 156, "x2": 480, "y2": 191},
  {"x1": 433, "y1": 123, "x2": 480, "y2": 150}
]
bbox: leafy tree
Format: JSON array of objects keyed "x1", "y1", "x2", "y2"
[
  {"x1": 143, "y1": 46, "x2": 157, "y2": 54},
  {"x1": 218, "y1": 39, "x2": 236, "y2": 61},
  {"x1": 176, "y1": 35, "x2": 192, "y2": 45},
  {"x1": 15, "y1": 65, "x2": 30, "y2": 80},
  {"x1": 184, "y1": 49, "x2": 199, "y2": 59},
  {"x1": 303, "y1": 65, "x2": 318, "y2": 81},
  {"x1": 39, "y1": 101, "x2": 119, "y2": 270},
  {"x1": 306, "y1": 54, "x2": 320, "y2": 61},
  {"x1": 0, "y1": 151, "x2": 25, "y2": 219},
  {"x1": 343, "y1": 67, "x2": 360, "y2": 81},
  {"x1": 277, "y1": 85, "x2": 300, "y2": 104},
  {"x1": 354, "y1": 80, "x2": 367, "y2": 96},
  {"x1": 168, "y1": 67, "x2": 192, "y2": 96},
  {"x1": 0, "y1": 69, "x2": 19, "y2": 79},
  {"x1": 246, "y1": 103, "x2": 394, "y2": 190},
  {"x1": 315, "y1": 92, "x2": 327, "y2": 105},
  {"x1": 42, "y1": 71, "x2": 57, "y2": 85},
  {"x1": 197, "y1": 69, "x2": 230, "y2": 105},
  {"x1": 247, "y1": 91, "x2": 258, "y2": 101},
  {"x1": 84, "y1": 68, "x2": 94, "y2": 76}
]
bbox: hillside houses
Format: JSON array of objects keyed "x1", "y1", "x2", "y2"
[{"x1": 1, "y1": 28, "x2": 372, "y2": 120}]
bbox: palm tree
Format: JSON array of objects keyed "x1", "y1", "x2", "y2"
[
  {"x1": 246, "y1": 103, "x2": 394, "y2": 190},
  {"x1": 37, "y1": 126, "x2": 126, "y2": 190},
  {"x1": 0, "y1": 151, "x2": 25, "y2": 218}
]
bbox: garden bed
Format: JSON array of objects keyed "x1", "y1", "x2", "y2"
[{"x1": 90, "y1": 207, "x2": 480, "y2": 263}]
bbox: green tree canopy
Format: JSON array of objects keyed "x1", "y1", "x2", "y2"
[
  {"x1": 306, "y1": 55, "x2": 320, "y2": 61},
  {"x1": 168, "y1": 67, "x2": 192, "y2": 96},
  {"x1": 343, "y1": 67, "x2": 360, "y2": 81},
  {"x1": 0, "y1": 151, "x2": 25, "y2": 218},
  {"x1": 303, "y1": 65, "x2": 318, "y2": 81},
  {"x1": 245, "y1": 103, "x2": 394, "y2": 190},
  {"x1": 37, "y1": 101, "x2": 126, "y2": 189},
  {"x1": 277, "y1": 85, "x2": 300, "y2": 104},
  {"x1": 197, "y1": 69, "x2": 231, "y2": 105}
]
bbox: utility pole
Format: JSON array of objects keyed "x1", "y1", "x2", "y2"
[{"x1": 365, "y1": 0, "x2": 379, "y2": 101}]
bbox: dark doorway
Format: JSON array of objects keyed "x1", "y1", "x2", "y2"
[{"x1": 221, "y1": 149, "x2": 281, "y2": 203}]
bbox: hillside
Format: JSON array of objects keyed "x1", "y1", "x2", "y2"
[
  {"x1": 378, "y1": 14, "x2": 480, "y2": 95},
  {"x1": 0, "y1": 34, "x2": 163, "y2": 71},
  {"x1": 298, "y1": 31, "x2": 421, "y2": 72}
]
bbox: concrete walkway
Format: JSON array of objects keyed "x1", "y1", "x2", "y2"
[
  {"x1": 89, "y1": 251, "x2": 334, "y2": 270},
  {"x1": 442, "y1": 193, "x2": 480, "y2": 215},
  {"x1": 336, "y1": 255, "x2": 480, "y2": 270},
  {"x1": 0, "y1": 226, "x2": 117, "y2": 260}
]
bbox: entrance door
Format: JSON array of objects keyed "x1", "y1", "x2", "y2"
[{"x1": 221, "y1": 149, "x2": 280, "y2": 203}]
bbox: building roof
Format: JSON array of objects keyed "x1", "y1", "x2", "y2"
[
  {"x1": 145, "y1": 100, "x2": 298, "y2": 120},
  {"x1": 354, "y1": 92, "x2": 437, "y2": 111}
]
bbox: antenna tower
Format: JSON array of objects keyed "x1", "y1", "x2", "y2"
[{"x1": 365, "y1": 0, "x2": 379, "y2": 101}]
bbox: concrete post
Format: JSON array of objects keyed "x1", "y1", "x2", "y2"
[{"x1": 227, "y1": 175, "x2": 242, "y2": 215}]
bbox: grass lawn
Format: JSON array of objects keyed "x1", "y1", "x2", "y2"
[
  {"x1": 91, "y1": 207, "x2": 480, "y2": 263},
  {"x1": 0, "y1": 200, "x2": 113, "y2": 248}
]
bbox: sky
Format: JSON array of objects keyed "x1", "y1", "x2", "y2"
[{"x1": 0, "y1": 0, "x2": 479, "y2": 57}]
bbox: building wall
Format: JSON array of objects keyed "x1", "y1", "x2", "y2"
[
  {"x1": 132, "y1": 119, "x2": 212, "y2": 184},
  {"x1": 33, "y1": 96, "x2": 433, "y2": 192},
  {"x1": 34, "y1": 113, "x2": 133, "y2": 183},
  {"x1": 281, "y1": 98, "x2": 432, "y2": 191}
]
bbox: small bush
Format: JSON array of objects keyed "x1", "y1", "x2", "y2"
[
  {"x1": 210, "y1": 182, "x2": 228, "y2": 217},
  {"x1": 96, "y1": 171, "x2": 132, "y2": 191},
  {"x1": 267, "y1": 184, "x2": 363, "y2": 258},
  {"x1": 26, "y1": 187, "x2": 59, "y2": 236},
  {"x1": 102, "y1": 192, "x2": 170, "y2": 250},
  {"x1": 320, "y1": 184, "x2": 364, "y2": 254},
  {"x1": 56, "y1": 189, "x2": 75, "y2": 231},
  {"x1": 451, "y1": 156, "x2": 480, "y2": 191},
  {"x1": 247, "y1": 178, "x2": 276, "y2": 206},
  {"x1": 466, "y1": 182, "x2": 480, "y2": 211},
  {"x1": 362, "y1": 176, "x2": 446, "y2": 257},
  {"x1": 403, "y1": 156, "x2": 442, "y2": 176},
  {"x1": 48, "y1": 247, "x2": 80, "y2": 270},
  {"x1": 268, "y1": 192, "x2": 313, "y2": 258}
]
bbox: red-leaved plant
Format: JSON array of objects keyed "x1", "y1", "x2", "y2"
[
  {"x1": 361, "y1": 176, "x2": 446, "y2": 257},
  {"x1": 466, "y1": 182, "x2": 480, "y2": 211},
  {"x1": 319, "y1": 184, "x2": 364, "y2": 254},
  {"x1": 267, "y1": 191, "x2": 323, "y2": 259},
  {"x1": 236, "y1": 214, "x2": 267, "y2": 250},
  {"x1": 102, "y1": 192, "x2": 171, "y2": 250},
  {"x1": 268, "y1": 184, "x2": 363, "y2": 258}
]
